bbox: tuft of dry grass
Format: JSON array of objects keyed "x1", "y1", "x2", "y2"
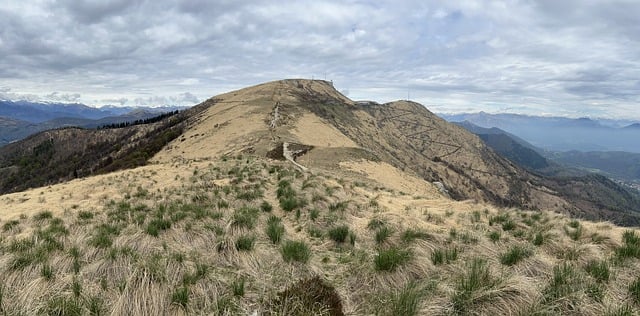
[{"x1": 0, "y1": 156, "x2": 639, "y2": 315}]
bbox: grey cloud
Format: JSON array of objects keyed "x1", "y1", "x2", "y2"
[
  {"x1": 0, "y1": 1, "x2": 639, "y2": 118},
  {"x1": 44, "y1": 92, "x2": 82, "y2": 102},
  {"x1": 133, "y1": 92, "x2": 199, "y2": 106}
]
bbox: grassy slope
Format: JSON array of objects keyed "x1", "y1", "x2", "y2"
[{"x1": 1, "y1": 155, "x2": 639, "y2": 315}]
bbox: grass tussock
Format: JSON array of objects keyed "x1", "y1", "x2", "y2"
[{"x1": 0, "y1": 157, "x2": 638, "y2": 315}]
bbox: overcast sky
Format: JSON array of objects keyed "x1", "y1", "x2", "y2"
[{"x1": 1, "y1": 1, "x2": 639, "y2": 119}]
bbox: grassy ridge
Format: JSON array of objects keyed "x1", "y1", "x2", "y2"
[{"x1": 0, "y1": 156, "x2": 639, "y2": 315}]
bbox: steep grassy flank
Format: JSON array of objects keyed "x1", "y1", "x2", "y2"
[{"x1": 0, "y1": 155, "x2": 639, "y2": 315}]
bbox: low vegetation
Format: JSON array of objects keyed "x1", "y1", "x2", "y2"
[{"x1": 0, "y1": 156, "x2": 639, "y2": 315}]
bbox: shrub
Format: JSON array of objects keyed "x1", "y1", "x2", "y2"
[
  {"x1": 281, "y1": 240, "x2": 311, "y2": 263},
  {"x1": 500, "y1": 245, "x2": 533, "y2": 266},
  {"x1": 328, "y1": 225, "x2": 350, "y2": 243},
  {"x1": 375, "y1": 247, "x2": 412, "y2": 272},
  {"x1": 266, "y1": 216, "x2": 285, "y2": 244},
  {"x1": 235, "y1": 235, "x2": 255, "y2": 251}
]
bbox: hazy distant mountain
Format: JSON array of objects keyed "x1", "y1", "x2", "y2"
[
  {"x1": 454, "y1": 121, "x2": 550, "y2": 170},
  {"x1": 0, "y1": 100, "x2": 188, "y2": 147},
  {"x1": 0, "y1": 100, "x2": 187, "y2": 123},
  {"x1": 439, "y1": 112, "x2": 640, "y2": 153},
  {"x1": 547, "y1": 151, "x2": 640, "y2": 182}
]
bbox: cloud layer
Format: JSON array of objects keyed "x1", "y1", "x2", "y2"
[{"x1": 0, "y1": 0, "x2": 639, "y2": 118}]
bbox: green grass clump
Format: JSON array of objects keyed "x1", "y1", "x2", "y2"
[
  {"x1": 565, "y1": 221, "x2": 583, "y2": 241},
  {"x1": 452, "y1": 258, "x2": 499, "y2": 314},
  {"x1": 33, "y1": 210, "x2": 53, "y2": 221},
  {"x1": 43, "y1": 296, "x2": 83, "y2": 316},
  {"x1": 367, "y1": 218, "x2": 386, "y2": 230},
  {"x1": 3, "y1": 219, "x2": 20, "y2": 232},
  {"x1": 489, "y1": 214, "x2": 509, "y2": 226},
  {"x1": 500, "y1": 245, "x2": 533, "y2": 266},
  {"x1": 543, "y1": 262, "x2": 582, "y2": 303},
  {"x1": 172, "y1": 286, "x2": 189, "y2": 309},
  {"x1": 374, "y1": 247, "x2": 412, "y2": 272},
  {"x1": 501, "y1": 220, "x2": 516, "y2": 231},
  {"x1": 89, "y1": 224, "x2": 120, "y2": 248},
  {"x1": 235, "y1": 235, "x2": 256, "y2": 251},
  {"x1": 77, "y1": 210, "x2": 94, "y2": 220},
  {"x1": 41, "y1": 264, "x2": 54, "y2": 280},
  {"x1": 260, "y1": 201, "x2": 273, "y2": 212},
  {"x1": 232, "y1": 206, "x2": 260, "y2": 229},
  {"x1": 401, "y1": 229, "x2": 432, "y2": 243},
  {"x1": 431, "y1": 247, "x2": 458, "y2": 265},
  {"x1": 532, "y1": 231, "x2": 545, "y2": 246},
  {"x1": 604, "y1": 304, "x2": 635, "y2": 316},
  {"x1": 232, "y1": 277, "x2": 245, "y2": 297},
  {"x1": 378, "y1": 282, "x2": 426, "y2": 316},
  {"x1": 281, "y1": 240, "x2": 311, "y2": 263},
  {"x1": 629, "y1": 277, "x2": 640, "y2": 304},
  {"x1": 266, "y1": 216, "x2": 285, "y2": 244},
  {"x1": 328, "y1": 225, "x2": 350, "y2": 243},
  {"x1": 146, "y1": 218, "x2": 171, "y2": 237},
  {"x1": 375, "y1": 226, "x2": 393, "y2": 244},
  {"x1": 615, "y1": 230, "x2": 640, "y2": 261},
  {"x1": 488, "y1": 231, "x2": 501, "y2": 243},
  {"x1": 584, "y1": 260, "x2": 610, "y2": 283}
]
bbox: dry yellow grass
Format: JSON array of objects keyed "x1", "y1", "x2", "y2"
[
  {"x1": 1, "y1": 79, "x2": 640, "y2": 315},
  {"x1": 1, "y1": 155, "x2": 639, "y2": 315}
]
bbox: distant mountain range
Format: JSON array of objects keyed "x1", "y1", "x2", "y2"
[
  {"x1": 454, "y1": 120, "x2": 640, "y2": 194},
  {"x1": 440, "y1": 112, "x2": 640, "y2": 153},
  {"x1": 0, "y1": 100, "x2": 187, "y2": 147}
]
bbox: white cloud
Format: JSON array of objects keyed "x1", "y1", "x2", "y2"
[{"x1": 0, "y1": 0, "x2": 638, "y2": 119}]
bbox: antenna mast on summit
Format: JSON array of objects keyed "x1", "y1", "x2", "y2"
[{"x1": 407, "y1": 88, "x2": 410, "y2": 101}]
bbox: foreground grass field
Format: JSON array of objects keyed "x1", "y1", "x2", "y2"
[{"x1": 1, "y1": 155, "x2": 640, "y2": 315}]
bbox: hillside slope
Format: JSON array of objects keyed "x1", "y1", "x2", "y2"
[
  {"x1": 1, "y1": 79, "x2": 640, "y2": 315},
  {"x1": 1, "y1": 154, "x2": 640, "y2": 315},
  {"x1": 2, "y1": 79, "x2": 640, "y2": 226}
]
